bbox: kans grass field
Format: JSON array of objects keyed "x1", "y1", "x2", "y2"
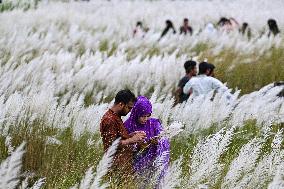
[{"x1": 0, "y1": 0, "x2": 284, "y2": 188}]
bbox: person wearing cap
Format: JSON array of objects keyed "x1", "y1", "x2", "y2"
[{"x1": 183, "y1": 62, "x2": 229, "y2": 98}]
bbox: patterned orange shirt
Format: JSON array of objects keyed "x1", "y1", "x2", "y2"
[{"x1": 100, "y1": 109, "x2": 133, "y2": 173}]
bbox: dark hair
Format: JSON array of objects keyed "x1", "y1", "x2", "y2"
[
  {"x1": 184, "y1": 18, "x2": 189, "y2": 22},
  {"x1": 241, "y1": 22, "x2": 248, "y2": 34},
  {"x1": 136, "y1": 21, "x2": 142, "y2": 27},
  {"x1": 198, "y1": 62, "x2": 209, "y2": 75},
  {"x1": 166, "y1": 20, "x2": 174, "y2": 28},
  {"x1": 114, "y1": 89, "x2": 136, "y2": 104},
  {"x1": 218, "y1": 17, "x2": 230, "y2": 26},
  {"x1": 207, "y1": 63, "x2": 215, "y2": 71},
  {"x1": 268, "y1": 19, "x2": 280, "y2": 36},
  {"x1": 207, "y1": 63, "x2": 215, "y2": 75},
  {"x1": 184, "y1": 60, "x2": 196, "y2": 74}
]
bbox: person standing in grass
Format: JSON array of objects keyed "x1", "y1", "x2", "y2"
[
  {"x1": 175, "y1": 60, "x2": 197, "y2": 104},
  {"x1": 179, "y1": 18, "x2": 193, "y2": 35},
  {"x1": 268, "y1": 19, "x2": 280, "y2": 37},
  {"x1": 100, "y1": 89, "x2": 146, "y2": 182},
  {"x1": 183, "y1": 62, "x2": 229, "y2": 98},
  {"x1": 133, "y1": 21, "x2": 149, "y2": 38},
  {"x1": 159, "y1": 20, "x2": 176, "y2": 40},
  {"x1": 124, "y1": 96, "x2": 170, "y2": 188},
  {"x1": 240, "y1": 22, "x2": 252, "y2": 40}
]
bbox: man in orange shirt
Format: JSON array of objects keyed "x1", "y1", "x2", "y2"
[{"x1": 100, "y1": 89, "x2": 146, "y2": 181}]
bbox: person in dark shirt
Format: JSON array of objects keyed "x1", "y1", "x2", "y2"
[
  {"x1": 175, "y1": 60, "x2": 197, "y2": 104},
  {"x1": 180, "y1": 18, "x2": 193, "y2": 35},
  {"x1": 268, "y1": 19, "x2": 280, "y2": 37},
  {"x1": 159, "y1": 20, "x2": 176, "y2": 40}
]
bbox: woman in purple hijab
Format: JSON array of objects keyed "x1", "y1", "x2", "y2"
[{"x1": 124, "y1": 96, "x2": 170, "y2": 187}]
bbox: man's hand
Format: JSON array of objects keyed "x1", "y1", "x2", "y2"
[
  {"x1": 131, "y1": 132, "x2": 147, "y2": 143},
  {"x1": 121, "y1": 131, "x2": 146, "y2": 145},
  {"x1": 129, "y1": 131, "x2": 146, "y2": 137}
]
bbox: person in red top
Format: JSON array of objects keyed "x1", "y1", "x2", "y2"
[
  {"x1": 100, "y1": 89, "x2": 146, "y2": 183},
  {"x1": 179, "y1": 18, "x2": 193, "y2": 35}
]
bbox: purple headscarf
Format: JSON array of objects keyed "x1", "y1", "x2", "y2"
[
  {"x1": 124, "y1": 96, "x2": 170, "y2": 185},
  {"x1": 125, "y1": 96, "x2": 153, "y2": 133}
]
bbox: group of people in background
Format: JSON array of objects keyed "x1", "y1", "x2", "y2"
[
  {"x1": 133, "y1": 17, "x2": 281, "y2": 40},
  {"x1": 175, "y1": 60, "x2": 229, "y2": 104}
]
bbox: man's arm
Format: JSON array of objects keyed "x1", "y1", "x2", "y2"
[
  {"x1": 101, "y1": 121, "x2": 146, "y2": 151},
  {"x1": 121, "y1": 132, "x2": 146, "y2": 145},
  {"x1": 183, "y1": 81, "x2": 192, "y2": 95},
  {"x1": 100, "y1": 121, "x2": 119, "y2": 151},
  {"x1": 211, "y1": 77, "x2": 228, "y2": 92}
]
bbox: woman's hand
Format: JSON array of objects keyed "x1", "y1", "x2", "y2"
[
  {"x1": 129, "y1": 131, "x2": 145, "y2": 137},
  {"x1": 149, "y1": 137, "x2": 159, "y2": 145}
]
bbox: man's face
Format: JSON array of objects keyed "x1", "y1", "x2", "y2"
[
  {"x1": 190, "y1": 66, "x2": 197, "y2": 76},
  {"x1": 184, "y1": 20, "x2": 189, "y2": 26},
  {"x1": 206, "y1": 69, "x2": 215, "y2": 77},
  {"x1": 210, "y1": 70, "x2": 215, "y2": 77},
  {"x1": 119, "y1": 101, "x2": 134, "y2": 116}
]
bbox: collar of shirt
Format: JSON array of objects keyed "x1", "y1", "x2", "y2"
[{"x1": 197, "y1": 74, "x2": 207, "y2": 77}]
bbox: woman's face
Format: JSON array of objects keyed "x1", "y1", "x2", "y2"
[{"x1": 138, "y1": 114, "x2": 151, "y2": 124}]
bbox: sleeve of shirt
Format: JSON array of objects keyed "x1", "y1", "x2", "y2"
[
  {"x1": 183, "y1": 80, "x2": 192, "y2": 94},
  {"x1": 211, "y1": 77, "x2": 228, "y2": 92},
  {"x1": 177, "y1": 79, "x2": 183, "y2": 88},
  {"x1": 100, "y1": 120, "x2": 118, "y2": 151}
]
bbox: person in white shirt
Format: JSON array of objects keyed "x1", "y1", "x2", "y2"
[{"x1": 183, "y1": 62, "x2": 229, "y2": 98}]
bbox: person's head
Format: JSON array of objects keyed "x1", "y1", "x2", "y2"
[
  {"x1": 136, "y1": 21, "x2": 142, "y2": 27},
  {"x1": 198, "y1": 62, "x2": 210, "y2": 75},
  {"x1": 241, "y1": 22, "x2": 248, "y2": 31},
  {"x1": 207, "y1": 63, "x2": 216, "y2": 77},
  {"x1": 268, "y1": 19, "x2": 277, "y2": 28},
  {"x1": 129, "y1": 96, "x2": 152, "y2": 125},
  {"x1": 114, "y1": 89, "x2": 136, "y2": 116},
  {"x1": 268, "y1": 19, "x2": 280, "y2": 35},
  {"x1": 184, "y1": 60, "x2": 197, "y2": 76},
  {"x1": 218, "y1": 17, "x2": 229, "y2": 26},
  {"x1": 166, "y1": 20, "x2": 174, "y2": 28},
  {"x1": 183, "y1": 18, "x2": 189, "y2": 26}
]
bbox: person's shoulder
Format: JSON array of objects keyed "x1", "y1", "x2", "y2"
[
  {"x1": 149, "y1": 118, "x2": 163, "y2": 132},
  {"x1": 208, "y1": 76, "x2": 223, "y2": 83},
  {"x1": 188, "y1": 76, "x2": 197, "y2": 82},
  {"x1": 149, "y1": 118, "x2": 162, "y2": 126},
  {"x1": 178, "y1": 76, "x2": 189, "y2": 86},
  {"x1": 101, "y1": 110, "x2": 118, "y2": 125},
  {"x1": 180, "y1": 76, "x2": 189, "y2": 82}
]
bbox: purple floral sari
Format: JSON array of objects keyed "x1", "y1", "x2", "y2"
[{"x1": 124, "y1": 96, "x2": 170, "y2": 186}]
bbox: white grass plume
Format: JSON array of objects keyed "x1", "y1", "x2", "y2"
[
  {"x1": 268, "y1": 162, "x2": 284, "y2": 189},
  {"x1": 31, "y1": 178, "x2": 46, "y2": 189},
  {"x1": 222, "y1": 138, "x2": 263, "y2": 188},
  {"x1": 90, "y1": 138, "x2": 120, "y2": 189},
  {"x1": 0, "y1": 142, "x2": 26, "y2": 189},
  {"x1": 189, "y1": 127, "x2": 235, "y2": 187},
  {"x1": 5, "y1": 135, "x2": 14, "y2": 154},
  {"x1": 71, "y1": 138, "x2": 120, "y2": 189},
  {"x1": 158, "y1": 156, "x2": 183, "y2": 189},
  {"x1": 159, "y1": 121, "x2": 183, "y2": 139}
]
